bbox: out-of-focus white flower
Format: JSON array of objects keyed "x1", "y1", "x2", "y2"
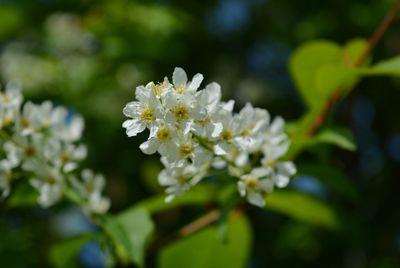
[
  {"x1": 261, "y1": 140, "x2": 296, "y2": 188},
  {"x1": 0, "y1": 81, "x2": 23, "y2": 129},
  {"x1": 30, "y1": 164, "x2": 64, "y2": 208},
  {"x1": 0, "y1": 85, "x2": 109, "y2": 212},
  {"x1": 233, "y1": 103, "x2": 270, "y2": 152},
  {"x1": 238, "y1": 168, "x2": 273, "y2": 207},
  {"x1": 70, "y1": 169, "x2": 110, "y2": 214}
]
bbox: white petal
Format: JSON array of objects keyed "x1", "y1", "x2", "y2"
[
  {"x1": 124, "y1": 120, "x2": 146, "y2": 137},
  {"x1": 214, "y1": 142, "x2": 229, "y2": 155},
  {"x1": 173, "y1": 67, "x2": 188, "y2": 87},
  {"x1": 123, "y1": 102, "x2": 142, "y2": 117},
  {"x1": 278, "y1": 162, "x2": 297, "y2": 176},
  {"x1": 259, "y1": 179, "x2": 274, "y2": 193},
  {"x1": 237, "y1": 181, "x2": 246, "y2": 196},
  {"x1": 247, "y1": 191, "x2": 266, "y2": 207},
  {"x1": 222, "y1": 100, "x2": 235, "y2": 112},
  {"x1": 159, "y1": 142, "x2": 179, "y2": 162},
  {"x1": 208, "y1": 122, "x2": 223, "y2": 139},
  {"x1": 270, "y1": 116, "x2": 285, "y2": 134},
  {"x1": 251, "y1": 167, "x2": 271, "y2": 178},
  {"x1": 188, "y1": 73, "x2": 204, "y2": 92},
  {"x1": 267, "y1": 142, "x2": 289, "y2": 160},
  {"x1": 135, "y1": 85, "x2": 149, "y2": 102},
  {"x1": 139, "y1": 138, "x2": 159, "y2": 154},
  {"x1": 274, "y1": 174, "x2": 290, "y2": 188}
]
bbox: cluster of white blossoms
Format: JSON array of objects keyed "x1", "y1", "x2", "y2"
[
  {"x1": 0, "y1": 82, "x2": 109, "y2": 214},
  {"x1": 123, "y1": 67, "x2": 296, "y2": 207}
]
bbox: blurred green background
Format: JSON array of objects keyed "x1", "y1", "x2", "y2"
[{"x1": 1, "y1": 0, "x2": 400, "y2": 267}]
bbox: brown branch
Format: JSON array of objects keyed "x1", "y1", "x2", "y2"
[
  {"x1": 305, "y1": 0, "x2": 400, "y2": 137},
  {"x1": 148, "y1": 209, "x2": 220, "y2": 255},
  {"x1": 178, "y1": 209, "x2": 220, "y2": 237}
]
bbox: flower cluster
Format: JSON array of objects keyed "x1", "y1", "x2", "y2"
[
  {"x1": 123, "y1": 67, "x2": 296, "y2": 207},
  {"x1": 0, "y1": 82, "x2": 109, "y2": 214}
]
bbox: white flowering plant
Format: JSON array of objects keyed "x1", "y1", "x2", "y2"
[
  {"x1": 0, "y1": 82, "x2": 110, "y2": 215},
  {"x1": 3, "y1": 2, "x2": 400, "y2": 265},
  {"x1": 122, "y1": 67, "x2": 296, "y2": 207}
]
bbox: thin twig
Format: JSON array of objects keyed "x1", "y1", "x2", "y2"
[
  {"x1": 148, "y1": 209, "x2": 220, "y2": 255},
  {"x1": 178, "y1": 209, "x2": 220, "y2": 237},
  {"x1": 305, "y1": 0, "x2": 400, "y2": 136}
]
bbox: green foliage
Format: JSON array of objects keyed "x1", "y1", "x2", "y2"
[
  {"x1": 285, "y1": 127, "x2": 356, "y2": 159},
  {"x1": 101, "y1": 208, "x2": 154, "y2": 267},
  {"x1": 359, "y1": 55, "x2": 400, "y2": 76},
  {"x1": 289, "y1": 41, "x2": 344, "y2": 110},
  {"x1": 49, "y1": 234, "x2": 97, "y2": 268},
  {"x1": 158, "y1": 213, "x2": 252, "y2": 268},
  {"x1": 288, "y1": 38, "x2": 367, "y2": 138},
  {"x1": 266, "y1": 190, "x2": 339, "y2": 229},
  {"x1": 313, "y1": 128, "x2": 356, "y2": 151}
]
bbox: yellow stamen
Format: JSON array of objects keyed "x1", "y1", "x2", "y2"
[
  {"x1": 176, "y1": 86, "x2": 187, "y2": 94},
  {"x1": 157, "y1": 126, "x2": 171, "y2": 142},
  {"x1": 179, "y1": 143, "x2": 192, "y2": 157},
  {"x1": 221, "y1": 129, "x2": 233, "y2": 142},
  {"x1": 245, "y1": 176, "x2": 259, "y2": 190},
  {"x1": 140, "y1": 107, "x2": 154, "y2": 124},
  {"x1": 173, "y1": 104, "x2": 189, "y2": 122},
  {"x1": 150, "y1": 80, "x2": 168, "y2": 96}
]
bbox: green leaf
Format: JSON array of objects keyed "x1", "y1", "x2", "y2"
[
  {"x1": 285, "y1": 126, "x2": 356, "y2": 159},
  {"x1": 359, "y1": 55, "x2": 400, "y2": 76},
  {"x1": 288, "y1": 39, "x2": 367, "y2": 139},
  {"x1": 297, "y1": 164, "x2": 359, "y2": 200},
  {"x1": 136, "y1": 184, "x2": 217, "y2": 214},
  {"x1": 158, "y1": 213, "x2": 252, "y2": 268},
  {"x1": 49, "y1": 233, "x2": 97, "y2": 268},
  {"x1": 313, "y1": 128, "x2": 356, "y2": 151},
  {"x1": 289, "y1": 41, "x2": 343, "y2": 109},
  {"x1": 101, "y1": 207, "x2": 154, "y2": 267},
  {"x1": 266, "y1": 190, "x2": 339, "y2": 229}
]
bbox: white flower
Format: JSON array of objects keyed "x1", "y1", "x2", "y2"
[
  {"x1": 158, "y1": 162, "x2": 206, "y2": 202},
  {"x1": 139, "y1": 121, "x2": 179, "y2": 161},
  {"x1": 212, "y1": 100, "x2": 238, "y2": 155},
  {"x1": 50, "y1": 141, "x2": 87, "y2": 172},
  {"x1": 238, "y1": 167, "x2": 274, "y2": 207},
  {"x1": 123, "y1": 67, "x2": 297, "y2": 206},
  {"x1": 0, "y1": 81, "x2": 23, "y2": 109},
  {"x1": 172, "y1": 67, "x2": 203, "y2": 95},
  {"x1": 70, "y1": 169, "x2": 110, "y2": 214},
  {"x1": 233, "y1": 103, "x2": 270, "y2": 152},
  {"x1": 164, "y1": 89, "x2": 196, "y2": 134},
  {"x1": 0, "y1": 81, "x2": 22, "y2": 128},
  {"x1": 165, "y1": 132, "x2": 212, "y2": 167},
  {"x1": 191, "y1": 82, "x2": 223, "y2": 139},
  {"x1": 122, "y1": 86, "x2": 164, "y2": 137},
  {"x1": 56, "y1": 113, "x2": 85, "y2": 142},
  {"x1": 30, "y1": 165, "x2": 64, "y2": 208},
  {"x1": 261, "y1": 140, "x2": 296, "y2": 188},
  {"x1": 264, "y1": 116, "x2": 288, "y2": 146}
]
